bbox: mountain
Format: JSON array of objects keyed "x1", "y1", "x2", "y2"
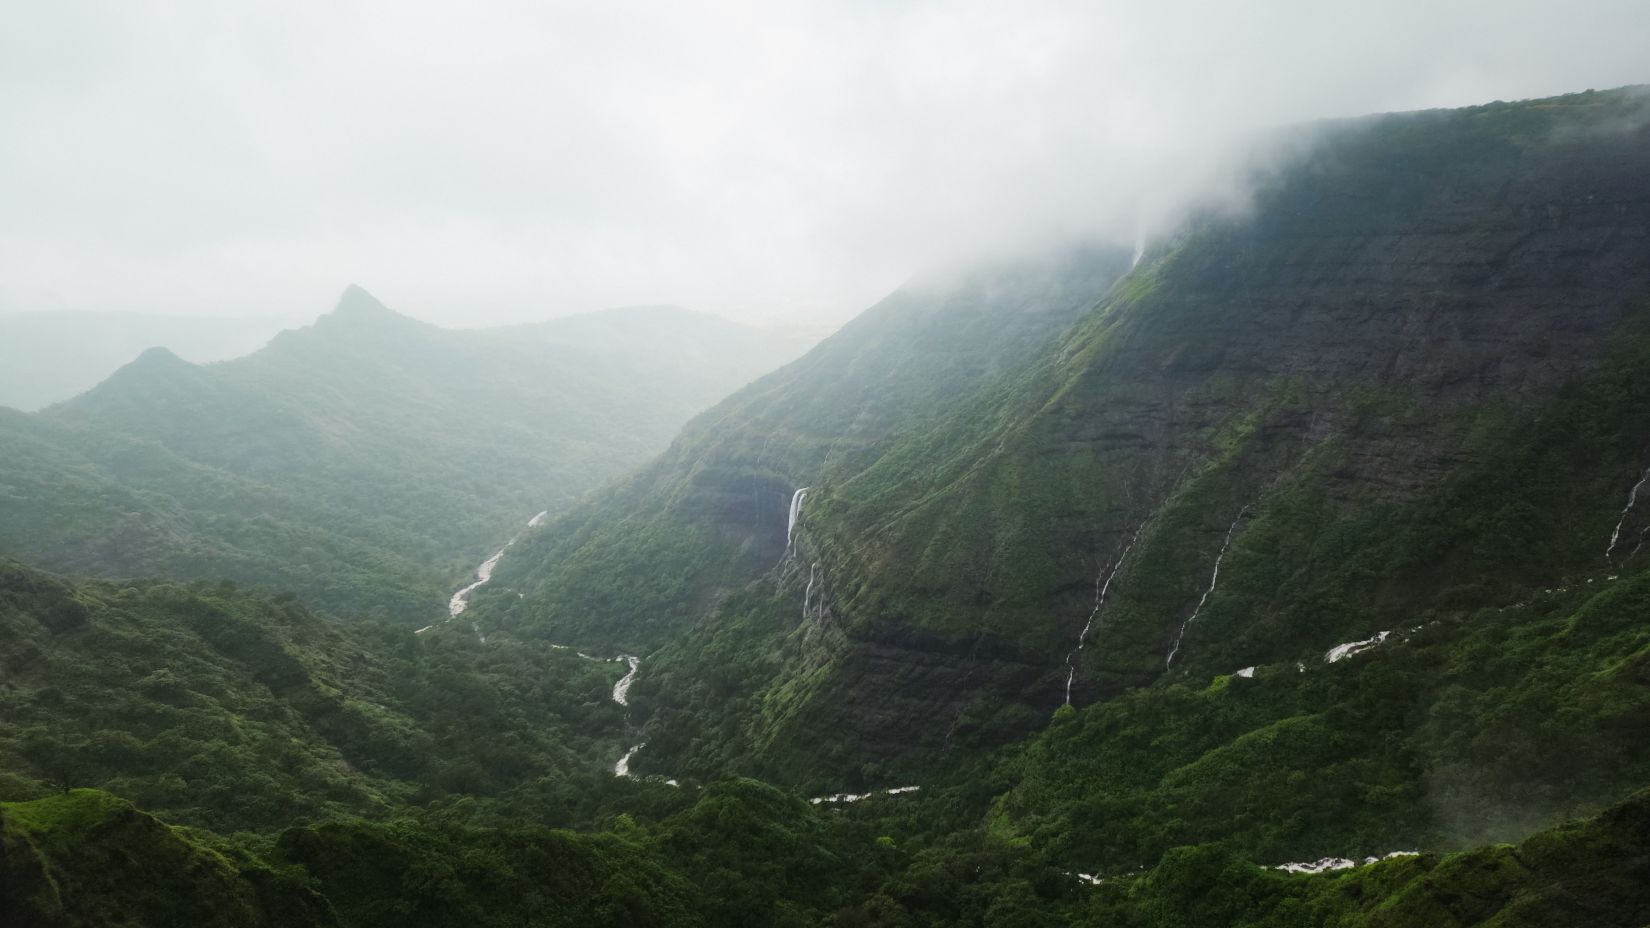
[
  {"x1": 0, "y1": 288, "x2": 813, "y2": 619},
  {"x1": 8, "y1": 87, "x2": 1650, "y2": 928},
  {"x1": 475, "y1": 86, "x2": 1650, "y2": 809},
  {"x1": 0, "y1": 311, "x2": 293, "y2": 413},
  {"x1": 484, "y1": 245, "x2": 1134, "y2": 648}
]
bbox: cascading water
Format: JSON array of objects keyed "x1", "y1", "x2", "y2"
[
  {"x1": 1062, "y1": 520, "x2": 1147, "y2": 705},
  {"x1": 1606, "y1": 464, "x2": 1650, "y2": 563},
  {"x1": 614, "y1": 742, "x2": 645, "y2": 777},
  {"x1": 1324, "y1": 630, "x2": 1389, "y2": 663},
  {"x1": 1165, "y1": 506, "x2": 1250, "y2": 670},
  {"x1": 1131, "y1": 222, "x2": 1146, "y2": 269},
  {"x1": 1275, "y1": 851, "x2": 1418, "y2": 874},
  {"x1": 809, "y1": 785, "x2": 920, "y2": 805},
  {"x1": 424, "y1": 509, "x2": 550, "y2": 635},
  {"x1": 612, "y1": 655, "x2": 641, "y2": 706},
  {"x1": 803, "y1": 562, "x2": 818, "y2": 619},
  {"x1": 786, "y1": 487, "x2": 809, "y2": 553},
  {"x1": 447, "y1": 548, "x2": 506, "y2": 617}
]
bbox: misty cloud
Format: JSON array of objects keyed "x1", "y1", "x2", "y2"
[{"x1": 1, "y1": 0, "x2": 1644, "y2": 327}]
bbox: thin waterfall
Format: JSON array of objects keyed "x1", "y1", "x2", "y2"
[
  {"x1": 1165, "y1": 505, "x2": 1250, "y2": 670},
  {"x1": 612, "y1": 655, "x2": 641, "y2": 706},
  {"x1": 803, "y1": 562, "x2": 818, "y2": 618},
  {"x1": 614, "y1": 742, "x2": 644, "y2": 777},
  {"x1": 1063, "y1": 519, "x2": 1147, "y2": 704},
  {"x1": 1606, "y1": 464, "x2": 1650, "y2": 563},
  {"x1": 786, "y1": 487, "x2": 809, "y2": 553}
]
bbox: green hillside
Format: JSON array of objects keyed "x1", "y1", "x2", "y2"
[
  {"x1": 0, "y1": 289, "x2": 808, "y2": 620},
  {"x1": 7, "y1": 87, "x2": 1650, "y2": 927},
  {"x1": 475, "y1": 89, "x2": 1650, "y2": 800}
]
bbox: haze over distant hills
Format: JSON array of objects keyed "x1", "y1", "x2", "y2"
[
  {"x1": 0, "y1": 311, "x2": 295, "y2": 412},
  {"x1": 0, "y1": 286, "x2": 816, "y2": 619},
  {"x1": 7, "y1": 88, "x2": 1650, "y2": 927}
]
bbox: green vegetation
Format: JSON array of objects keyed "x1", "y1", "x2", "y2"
[
  {"x1": 0, "y1": 560, "x2": 668, "y2": 833},
  {"x1": 0, "y1": 291, "x2": 807, "y2": 621},
  {"x1": 6, "y1": 89, "x2": 1650, "y2": 925}
]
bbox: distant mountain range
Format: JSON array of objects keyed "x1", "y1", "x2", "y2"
[
  {"x1": 0, "y1": 311, "x2": 294, "y2": 412},
  {"x1": 0, "y1": 286, "x2": 815, "y2": 619}
]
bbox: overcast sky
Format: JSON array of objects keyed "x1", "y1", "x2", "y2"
[{"x1": 2, "y1": 1, "x2": 1645, "y2": 328}]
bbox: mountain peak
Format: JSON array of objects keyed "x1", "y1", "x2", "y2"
[
  {"x1": 130, "y1": 345, "x2": 190, "y2": 368},
  {"x1": 332, "y1": 284, "x2": 393, "y2": 318}
]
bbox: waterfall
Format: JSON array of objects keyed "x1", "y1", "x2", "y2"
[
  {"x1": 809, "y1": 785, "x2": 920, "y2": 805},
  {"x1": 1165, "y1": 505, "x2": 1250, "y2": 670},
  {"x1": 614, "y1": 742, "x2": 645, "y2": 777},
  {"x1": 1063, "y1": 519, "x2": 1147, "y2": 705},
  {"x1": 1606, "y1": 464, "x2": 1650, "y2": 563},
  {"x1": 786, "y1": 487, "x2": 809, "y2": 553},
  {"x1": 1324, "y1": 630, "x2": 1389, "y2": 663},
  {"x1": 448, "y1": 548, "x2": 506, "y2": 617},
  {"x1": 1275, "y1": 851, "x2": 1418, "y2": 874},
  {"x1": 612, "y1": 655, "x2": 641, "y2": 706},
  {"x1": 435, "y1": 509, "x2": 549, "y2": 626},
  {"x1": 803, "y1": 562, "x2": 817, "y2": 619}
]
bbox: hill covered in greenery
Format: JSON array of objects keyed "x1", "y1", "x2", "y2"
[
  {"x1": 482, "y1": 88, "x2": 1650, "y2": 803},
  {"x1": 0, "y1": 289, "x2": 809, "y2": 620},
  {"x1": 7, "y1": 88, "x2": 1650, "y2": 927}
]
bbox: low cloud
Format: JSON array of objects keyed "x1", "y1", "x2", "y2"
[{"x1": 1, "y1": 0, "x2": 1644, "y2": 327}]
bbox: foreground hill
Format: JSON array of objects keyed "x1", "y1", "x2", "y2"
[
  {"x1": 0, "y1": 289, "x2": 809, "y2": 619},
  {"x1": 4, "y1": 778, "x2": 1647, "y2": 926},
  {"x1": 0, "y1": 560, "x2": 655, "y2": 833}
]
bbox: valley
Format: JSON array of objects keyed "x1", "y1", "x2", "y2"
[{"x1": 4, "y1": 86, "x2": 1650, "y2": 926}]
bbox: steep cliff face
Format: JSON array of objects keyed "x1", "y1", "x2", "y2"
[
  {"x1": 728, "y1": 89, "x2": 1650, "y2": 782},
  {"x1": 483, "y1": 246, "x2": 1133, "y2": 648},
  {"x1": 507, "y1": 88, "x2": 1650, "y2": 788}
]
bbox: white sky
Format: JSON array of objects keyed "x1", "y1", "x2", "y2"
[{"x1": 2, "y1": 0, "x2": 1645, "y2": 327}]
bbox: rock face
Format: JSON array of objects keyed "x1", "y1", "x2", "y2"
[
  {"x1": 749, "y1": 89, "x2": 1650, "y2": 779},
  {"x1": 500, "y1": 88, "x2": 1650, "y2": 784},
  {"x1": 487, "y1": 245, "x2": 1135, "y2": 648}
]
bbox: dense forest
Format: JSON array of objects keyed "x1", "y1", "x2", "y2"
[{"x1": 4, "y1": 88, "x2": 1650, "y2": 926}]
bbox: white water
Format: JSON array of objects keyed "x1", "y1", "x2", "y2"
[
  {"x1": 427, "y1": 510, "x2": 551, "y2": 631},
  {"x1": 809, "y1": 785, "x2": 920, "y2": 805},
  {"x1": 1275, "y1": 851, "x2": 1418, "y2": 874},
  {"x1": 1606, "y1": 465, "x2": 1650, "y2": 563},
  {"x1": 612, "y1": 655, "x2": 641, "y2": 706},
  {"x1": 803, "y1": 562, "x2": 818, "y2": 619},
  {"x1": 1234, "y1": 666, "x2": 1255, "y2": 679},
  {"x1": 1131, "y1": 216, "x2": 1147, "y2": 269},
  {"x1": 1165, "y1": 506, "x2": 1249, "y2": 670},
  {"x1": 448, "y1": 548, "x2": 505, "y2": 617},
  {"x1": 1063, "y1": 521, "x2": 1146, "y2": 704},
  {"x1": 614, "y1": 742, "x2": 645, "y2": 777},
  {"x1": 1325, "y1": 631, "x2": 1390, "y2": 664},
  {"x1": 786, "y1": 487, "x2": 809, "y2": 552}
]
